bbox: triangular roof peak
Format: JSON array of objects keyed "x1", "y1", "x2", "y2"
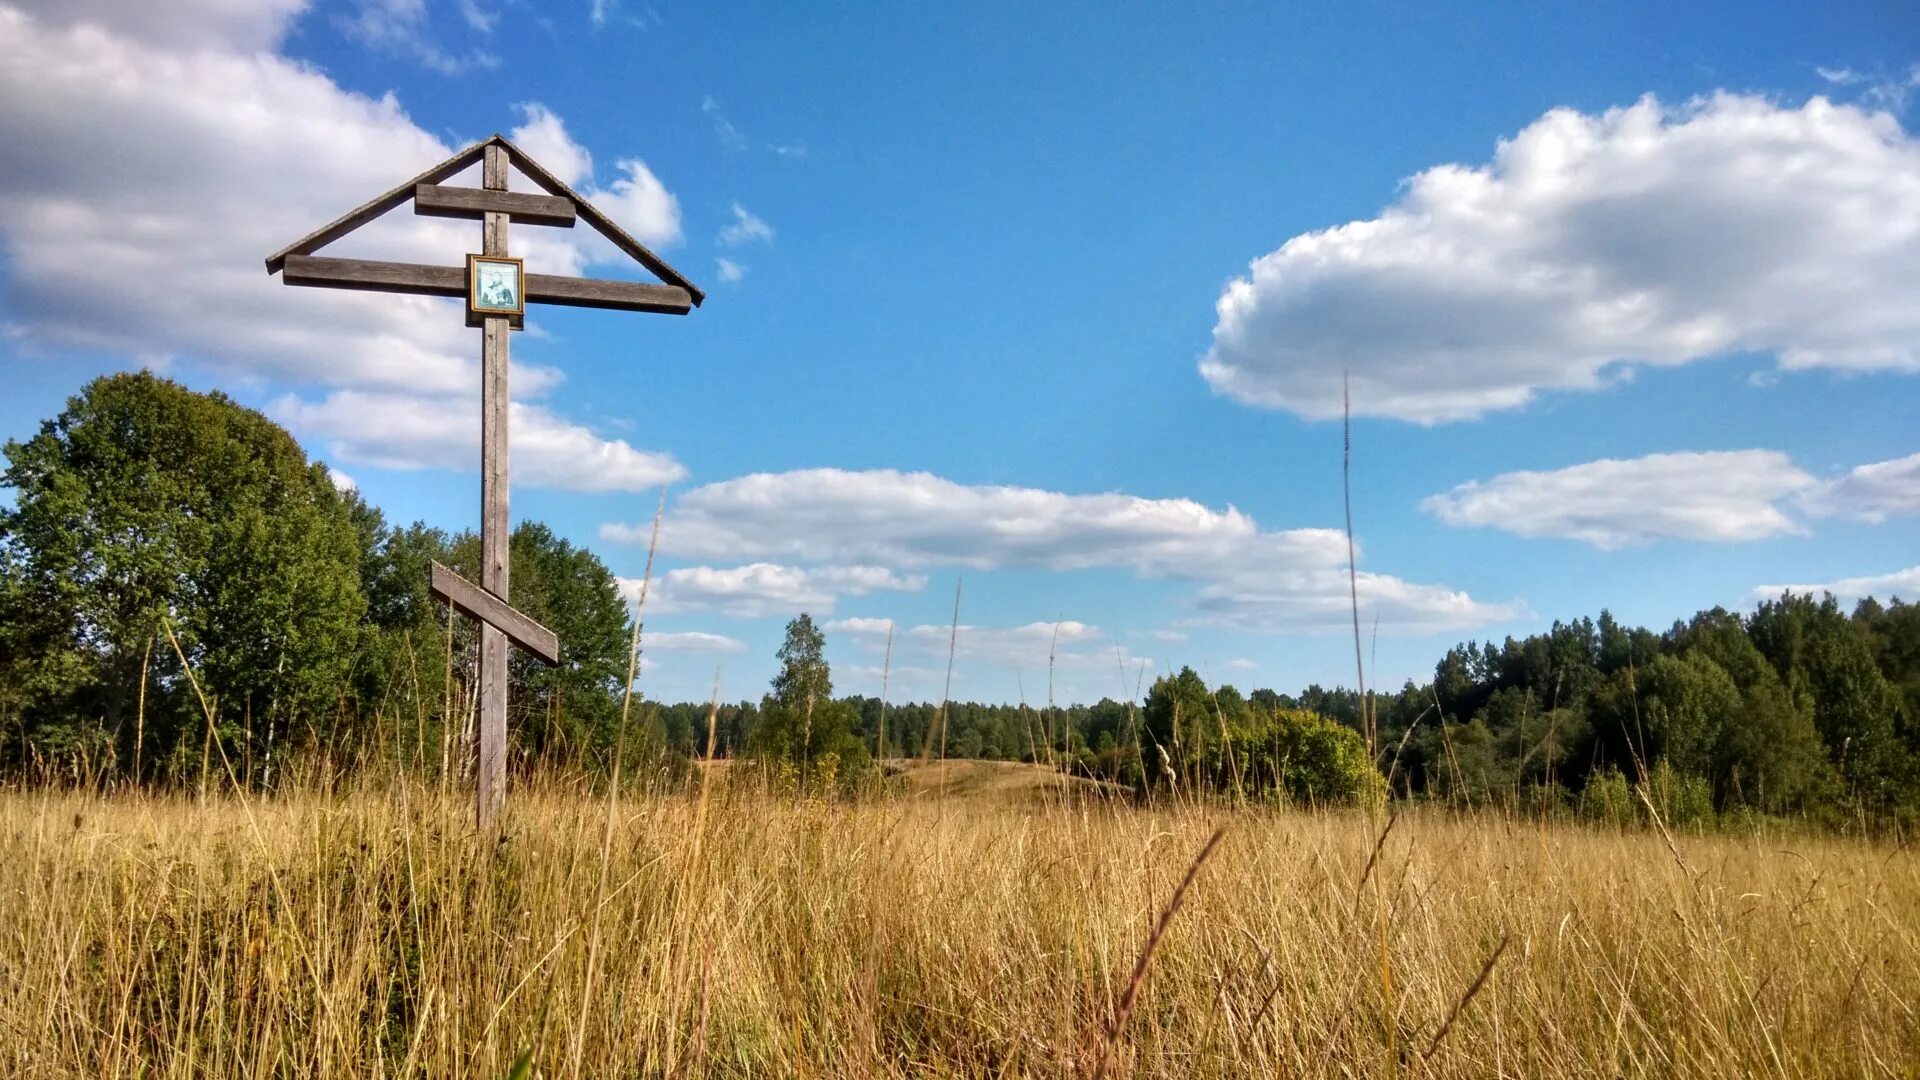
[{"x1": 265, "y1": 134, "x2": 703, "y2": 306}]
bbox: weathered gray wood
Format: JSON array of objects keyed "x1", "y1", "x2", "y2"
[
  {"x1": 525, "y1": 273, "x2": 694, "y2": 314},
  {"x1": 499, "y1": 138, "x2": 706, "y2": 307},
  {"x1": 476, "y1": 623, "x2": 506, "y2": 831},
  {"x1": 264, "y1": 139, "x2": 489, "y2": 274},
  {"x1": 475, "y1": 142, "x2": 512, "y2": 834},
  {"x1": 414, "y1": 184, "x2": 576, "y2": 227},
  {"x1": 483, "y1": 145, "x2": 510, "y2": 261},
  {"x1": 280, "y1": 255, "x2": 694, "y2": 313},
  {"x1": 281, "y1": 255, "x2": 459, "y2": 296},
  {"x1": 429, "y1": 563, "x2": 559, "y2": 665},
  {"x1": 266, "y1": 133, "x2": 704, "y2": 306}
]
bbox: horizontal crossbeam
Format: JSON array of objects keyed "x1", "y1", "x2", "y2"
[
  {"x1": 280, "y1": 255, "x2": 695, "y2": 314},
  {"x1": 414, "y1": 184, "x2": 577, "y2": 227},
  {"x1": 430, "y1": 562, "x2": 560, "y2": 666}
]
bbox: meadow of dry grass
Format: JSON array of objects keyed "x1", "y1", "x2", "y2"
[{"x1": 2, "y1": 761, "x2": 1916, "y2": 1077}]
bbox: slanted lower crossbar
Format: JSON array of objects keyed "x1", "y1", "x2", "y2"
[{"x1": 429, "y1": 561, "x2": 560, "y2": 666}]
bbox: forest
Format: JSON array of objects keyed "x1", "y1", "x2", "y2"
[{"x1": 4, "y1": 373, "x2": 1918, "y2": 829}]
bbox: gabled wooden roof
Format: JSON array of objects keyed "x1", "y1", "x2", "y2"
[{"x1": 265, "y1": 134, "x2": 703, "y2": 306}]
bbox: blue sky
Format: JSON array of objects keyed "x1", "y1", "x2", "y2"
[{"x1": 2, "y1": 0, "x2": 1917, "y2": 705}]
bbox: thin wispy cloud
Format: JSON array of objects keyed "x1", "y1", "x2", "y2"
[
  {"x1": 701, "y1": 96, "x2": 749, "y2": 151},
  {"x1": 1817, "y1": 62, "x2": 1920, "y2": 112},
  {"x1": 718, "y1": 203, "x2": 775, "y2": 247},
  {"x1": 1752, "y1": 566, "x2": 1920, "y2": 605},
  {"x1": 337, "y1": 0, "x2": 499, "y2": 74},
  {"x1": 457, "y1": 0, "x2": 498, "y2": 33},
  {"x1": 631, "y1": 630, "x2": 749, "y2": 654}
]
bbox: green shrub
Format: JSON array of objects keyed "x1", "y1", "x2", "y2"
[
  {"x1": 1645, "y1": 759, "x2": 1715, "y2": 830},
  {"x1": 1232, "y1": 708, "x2": 1381, "y2": 807},
  {"x1": 1583, "y1": 766, "x2": 1635, "y2": 829}
]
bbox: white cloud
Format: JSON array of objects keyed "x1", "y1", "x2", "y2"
[
  {"x1": 716, "y1": 257, "x2": 747, "y2": 283},
  {"x1": 642, "y1": 631, "x2": 747, "y2": 654},
  {"x1": 1752, "y1": 566, "x2": 1920, "y2": 605},
  {"x1": 272, "y1": 391, "x2": 686, "y2": 493},
  {"x1": 626, "y1": 468, "x2": 1292, "y2": 571},
  {"x1": 1201, "y1": 93, "x2": 1920, "y2": 423},
  {"x1": 325, "y1": 465, "x2": 356, "y2": 492},
  {"x1": 602, "y1": 468, "x2": 1521, "y2": 633},
  {"x1": 1221, "y1": 658, "x2": 1258, "y2": 672},
  {"x1": 8, "y1": 0, "x2": 306, "y2": 51},
  {"x1": 1422, "y1": 450, "x2": 1816, "y2": 548},
  {"x1": 0, "y1": 5, "x2": 686, "y2": 490},
  {"x1": 510, "y1": 102, "x2": 593, "y2": 188},
  {"x1": 637, "y1": 563, "x2": 926, "y2": 618},
  {"x1": 592, "y1": 158, "x2": 682, "y2": 250},
  {"x1": 1798, "y1": 451, "x2": 1920, "y2": 523},
  {"x1": 0, "y1": 3, "x2": 486, "y2": 395},
  {"x1": 718, "y1": 202, "x2": 774, "y2": 247},
  {"x1": 508, "y1": 103, "x2": 682, "y2": 252}
]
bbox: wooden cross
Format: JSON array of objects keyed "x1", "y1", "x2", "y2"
[{"x1": 266, "y1": 135, "x2": 703, "y2": 830}]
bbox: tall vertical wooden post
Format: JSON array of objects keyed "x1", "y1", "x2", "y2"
[{"x1": 477, "y1": 143, "x2": 511, "y2": 831}]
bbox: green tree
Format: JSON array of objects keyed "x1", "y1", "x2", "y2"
[
  {"x1": 1673, "y1": 610, "x2": 1832, "y2": 812},
  {"x1": 0, "y1": 372, "x2": 365, "y2": 780},
  {"x1": 1750, "y1": 592, "x2": 1909, "y2": 807},
  {"x1": 752, "y1": 614, "x2": 868, "y2": 790},
  {"x1": 1142, "y1": 666, "x2": 1217, "y2": 785},
  {"x1": 1637, "y1": 653, "x2": 1738, "y2": 780},
  {"x1": 754, "y1": 613, "x2": 829, "y2": 761}
]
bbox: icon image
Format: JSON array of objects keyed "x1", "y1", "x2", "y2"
[{"x1": 468, "y1": 256, "x2": 524, "y2": 316}]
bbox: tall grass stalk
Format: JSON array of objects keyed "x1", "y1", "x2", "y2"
[{"x1": 572, "y1": 485, "x2": 663, "y2": 1077}]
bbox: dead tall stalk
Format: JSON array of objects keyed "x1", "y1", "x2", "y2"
[
  {"x1": 572, "y1": 485, "x2": 665, "y2": 1079},
  {"x1": 877, "y1": 620, "x2": 893, "y2": 762},
  {"x1": 1092, "y1": 826, "x2": 1227, "y2": 1080},
  {"x1": 1423, "y1": 931, "x2": 1514, "y2": 1060},
  {"x1": 1343, "y1": 371, "x2": 1373, "y2": 758}
]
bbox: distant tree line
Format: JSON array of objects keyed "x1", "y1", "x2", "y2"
[
  {"x1": 688, "y1": 596, "x2": 1920, "y2": 826},
  {"x1": 4, "y1": 373, "x2": 1917, "y2": 829}
]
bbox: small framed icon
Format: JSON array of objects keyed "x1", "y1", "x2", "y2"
[{"x1": 468, "y1": 255, "x2": 525, "y2": 319}]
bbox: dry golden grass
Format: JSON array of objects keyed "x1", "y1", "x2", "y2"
[
  {"x1": 2, "y1": 763, "x2": 1916, "y2": 1077},
  {"x1": 886, "y1": 757, "x2": 1117, "y2": 801}
]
